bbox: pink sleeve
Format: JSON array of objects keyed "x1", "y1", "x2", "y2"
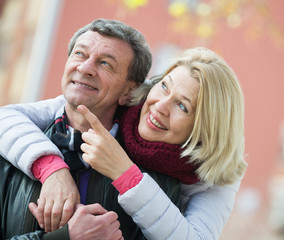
[
  {"x1": 112, "y1": 164, "x2": 143, "y2": 195},
  {"x1": 31, "y1": 155, "x2": 69, "y2": 183}
]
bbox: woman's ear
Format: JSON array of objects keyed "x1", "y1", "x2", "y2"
[{"x1": 118, "y1": 81, "x2": 137, "y2": 106}]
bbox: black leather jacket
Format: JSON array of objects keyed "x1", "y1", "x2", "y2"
[
  {"x1": 0, "y1": 155, "x2": 70, "y2": 240},
  {"x1": 0, "y1": 118, "x2": 180, "y2": 240},
  {"x1": 0, "y1": 154, "x2": 180, "y2": 240}
]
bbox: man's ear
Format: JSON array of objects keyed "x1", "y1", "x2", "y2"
[{"x1": 118, "y1": 81, "x2": 137, "y2": 106}]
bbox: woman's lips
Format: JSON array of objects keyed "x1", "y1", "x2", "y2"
[{"x1": 147, "y1": 112, "x2": 167, "y2": 130}]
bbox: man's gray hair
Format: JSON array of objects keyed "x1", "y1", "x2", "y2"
[{"x1": 68, "y1": 18, "x2": 152, "y2": 84}]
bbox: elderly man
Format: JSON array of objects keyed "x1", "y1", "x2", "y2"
[{"x1": 0, "y1": 18, "x2": 162, "y2": 240}]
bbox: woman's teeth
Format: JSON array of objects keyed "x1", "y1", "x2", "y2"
[{"x1": 149, "y1": 114, "x2": 167, "y2": 130}]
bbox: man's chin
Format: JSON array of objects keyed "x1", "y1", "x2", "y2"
[{"x1": 65, "y1": 95, "x2": 88, "y2": 109}]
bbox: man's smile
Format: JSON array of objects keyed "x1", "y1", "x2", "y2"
[{"x1": 72, "y1": 81, "x2": 97, "y2": 90}]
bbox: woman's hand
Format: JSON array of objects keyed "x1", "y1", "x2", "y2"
[{"x1": 77, "y1": 105, "x2": 133, "y2": 180}]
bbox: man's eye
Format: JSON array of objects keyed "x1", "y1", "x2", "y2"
[
  {"x1": 101, "y1": 61, "x2": 113, "y2": 69},
  {"x1": 178, "y1": 102, "x2": 188, "y2": 113},
  {"x1": 75, "y1": 51, "x2": 83, "y2": 56}
]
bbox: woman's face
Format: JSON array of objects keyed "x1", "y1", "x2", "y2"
[{"x1": 138, "y1": 65, "x2": 200, "y2": 145}]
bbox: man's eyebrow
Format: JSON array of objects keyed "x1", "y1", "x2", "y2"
[
  {"x1": 76, "y1": 43, "x2": 117, "y2": 62},
  {"x1": 75, "y1": 43, "x2": 88, "y2": 49},
  {"x1": 102, "y1": 53, "x2": 117, "y2": 63}
]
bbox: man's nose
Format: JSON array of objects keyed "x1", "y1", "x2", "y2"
[{"x1": 77, "y1": 59, "x2": 95, "y2": 77}]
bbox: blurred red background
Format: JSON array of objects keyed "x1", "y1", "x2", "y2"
[{"x1": 1, "y1": 0, "x2": 284, "y2": 238}]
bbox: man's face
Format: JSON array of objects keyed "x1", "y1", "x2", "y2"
[{"x1": 61, "y1": 31, "x2": 135, "y2": 116}]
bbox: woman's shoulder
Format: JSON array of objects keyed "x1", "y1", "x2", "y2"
[{"x1": 180, "y1": 179, "x2": 242, "y2": 196}]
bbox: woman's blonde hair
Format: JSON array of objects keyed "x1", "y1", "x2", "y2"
[{"x1": 131, "y1": 47, "x2": 247, "y2": 186}]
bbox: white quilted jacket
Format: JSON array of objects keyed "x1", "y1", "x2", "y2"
[{"x1": 0, "y1": 95, "x2": 241, "y2": 240}]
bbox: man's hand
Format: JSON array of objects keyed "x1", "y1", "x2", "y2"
[
  {"x1": 68, "y1": 204, "x2": 123, "y2": 240},
  {"x1": 29, "y1": 168, "x2": 80, "y2": 232},
  {"x1": 77, "y1": 105, "x2": 133, "y2": 180}
]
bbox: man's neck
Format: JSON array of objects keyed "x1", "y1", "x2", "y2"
[{"x1": 64, "y1": 104, "x2": 115, "y2": 133}]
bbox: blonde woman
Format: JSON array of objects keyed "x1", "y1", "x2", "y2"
[
  {"x1": 79, "y1": 47, "x2": 246, "y2": 186},
  {"x1": 0, "y1": 47, "x2": 246, "y2": 239}
]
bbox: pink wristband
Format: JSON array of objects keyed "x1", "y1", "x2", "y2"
[
  {"x1": 31, "y1": 155, "x2": 69, "y2": 183},
  {"x1": 112, "y1": 164, "x2": 143, "y2": 195}
]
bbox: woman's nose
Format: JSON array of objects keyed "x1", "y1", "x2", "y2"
[
  {"x1": 154, "y1": 96, "x2": 170, "y2": 117},
  {"x1": 77, "y1": 59, "x2": 95, "y2": 77}
]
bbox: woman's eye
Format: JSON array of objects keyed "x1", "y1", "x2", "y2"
[
  {"x1": 161, "y1": 81, "x2": 167, "y2": 91},
  {"x1": 178, "y1": 102, "x2": 188, "y2": 113}
]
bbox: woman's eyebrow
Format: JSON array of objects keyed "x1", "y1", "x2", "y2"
[{"x1": 168, "y1": 74, "x2": 192, "y2": 104}]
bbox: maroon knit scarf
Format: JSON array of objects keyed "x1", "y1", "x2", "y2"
[{"x1": 119, "y1": 104, "x2": 199, "y2": 184}]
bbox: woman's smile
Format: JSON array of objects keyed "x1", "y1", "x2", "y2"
[{"x1": 146, "y1": 111, "x2": 168, "y2": 131}]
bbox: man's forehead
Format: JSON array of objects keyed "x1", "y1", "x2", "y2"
[
  {"x1": 74, "y1": 31, "x2": 134, "y2": 62},
  {"x1": 75, "y1": 31, "x2": 121, "y2": 46}
]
